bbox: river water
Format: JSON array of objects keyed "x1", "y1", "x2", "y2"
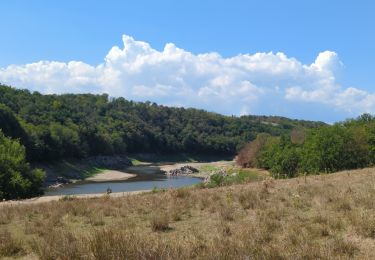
[{"x1": 45, "y1": 164, "x2": 202, "y2": 196}]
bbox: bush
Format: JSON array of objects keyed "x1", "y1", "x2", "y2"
[
  {"x1": 271, "y1": 145, "x2": 300, "y2": 178},
  {"x1": 0, "y1": 131, "x2": 45, "y2": 200},
  {"x1": 206, "y1": 173, "x2": 225, "y2": 188}
]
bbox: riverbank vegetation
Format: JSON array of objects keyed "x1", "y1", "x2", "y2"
[
  {"x1": 204, "y1": 168, "x2": 265, "y2": 188},
  {"x1": 2, "y1": 167, "x2": 375, "y2": 259},
  {"x1": 237, "y1": 113, "x2": 375, "y2": 178}
]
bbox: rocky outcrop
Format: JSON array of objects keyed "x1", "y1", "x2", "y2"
[{"x1": 167, "y1": 165, "x2": 199, "y2": 176}]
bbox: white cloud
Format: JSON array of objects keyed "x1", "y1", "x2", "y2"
[{"x1": 0, "y1": 34, "x2": 373, "y2": 121}]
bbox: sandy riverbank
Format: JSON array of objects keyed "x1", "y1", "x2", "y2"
[{"x1": 85, "y1": 170, "x2": 136, "y2": 182}]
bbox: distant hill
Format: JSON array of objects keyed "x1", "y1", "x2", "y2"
[{"x1": 0, "y1": 84, "x2": 325, "y2": 162}]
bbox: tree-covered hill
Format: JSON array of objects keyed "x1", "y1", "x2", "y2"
[
  {"x1": 0, "y1": 84, "x2": 325, "y2": 162},
  {"x1": 236, "y1": 113, "x2": 375, "y2": 178}
]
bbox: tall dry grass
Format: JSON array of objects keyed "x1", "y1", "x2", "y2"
[{"x1": 2, "y1": 167, "x2": 375, "y2": 259}]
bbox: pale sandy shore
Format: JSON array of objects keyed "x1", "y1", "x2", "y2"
[
  {"x1": 85, "y1": 170, "x2": 136, "y2": 182},
  {"x1": 0, "y1": 190, "x2": 149, "y2": 207}
]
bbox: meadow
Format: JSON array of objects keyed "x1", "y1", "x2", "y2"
[{"x1": 1, "y1": 167, "x2": 375, "y2": 259}]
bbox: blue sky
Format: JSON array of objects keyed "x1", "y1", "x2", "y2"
[{"x1": 0, "y1": 0, "x2": 374, "y2": 122}]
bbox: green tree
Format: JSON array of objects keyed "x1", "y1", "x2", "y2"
[
  {"x1": 260, "y1": 135, "x2": 300, "y2": 178},
  {"x1": 300, "y1": 125, "x2": 368, "y2": 174},
  {"x1": 0, "y1": 131, "x2": 45, "y2": 200}
]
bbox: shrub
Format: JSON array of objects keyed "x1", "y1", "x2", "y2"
[{"x1": 206, "y1": 173, "x2": 225, "y2": 188}]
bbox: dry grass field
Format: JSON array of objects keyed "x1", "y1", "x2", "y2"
[{"x1": 2, "y1": 167, "x2": 375, "y2": 259}]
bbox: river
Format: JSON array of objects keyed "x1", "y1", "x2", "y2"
[{"x1": 45, "y1": 164, "x2": 202, "y2": 196}]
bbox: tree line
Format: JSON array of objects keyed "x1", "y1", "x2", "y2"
[
  {"x1": 236, "y1": 114, "x2": 375, "y2": 178},
  {"x1": 0, "y1": 84, "x2": 323, "y2": 162}
]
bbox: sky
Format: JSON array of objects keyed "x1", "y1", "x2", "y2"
[{"x1": 0, "y1": 0, "x2": 374, "y2": 122}]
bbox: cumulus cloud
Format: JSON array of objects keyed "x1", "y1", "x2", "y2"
[{"x1": 0, "y1": 34, "x2": 373, "y2": 120}]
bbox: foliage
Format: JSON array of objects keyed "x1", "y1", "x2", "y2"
[
  {"x1": 236, "y1": 133, "x2": 271, "y2": 167},
  {"x1": 206, "y1": 173, "x2": 226, "y2": 188},
  {"x1": 300, "y1": 125, "x2": 369, "y2": 173},
  {"x1": 238, "y1": 113, "x2": 375, "y2": 178},
  {"x1": 0, "y1": 84, "x2": 324, "y2": 162},
  {"x1": 205, "y1": 169, "x2": 263, "y2": 188},
  {"x1": 0, "y1": 131, "x2": 45, "y2": 200},
  {"x1": 256, "y1": 135, "x2": 300, "y2": 178}
]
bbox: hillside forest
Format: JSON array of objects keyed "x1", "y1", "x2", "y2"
[{"x1": 237, "y1": 113, "x2": 375, "y2": 178}]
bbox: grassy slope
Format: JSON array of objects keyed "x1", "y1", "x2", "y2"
[{"x1": 2, "y1": 168, "x2": 375, "y2": 259}]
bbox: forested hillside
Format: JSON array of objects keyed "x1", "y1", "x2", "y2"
[
  {"x1": 0, "y1": 84, "x2": 324, "y2": 162},
  {"x1": 237, "y1": 113, "x2": 375, "y2": 178}
]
